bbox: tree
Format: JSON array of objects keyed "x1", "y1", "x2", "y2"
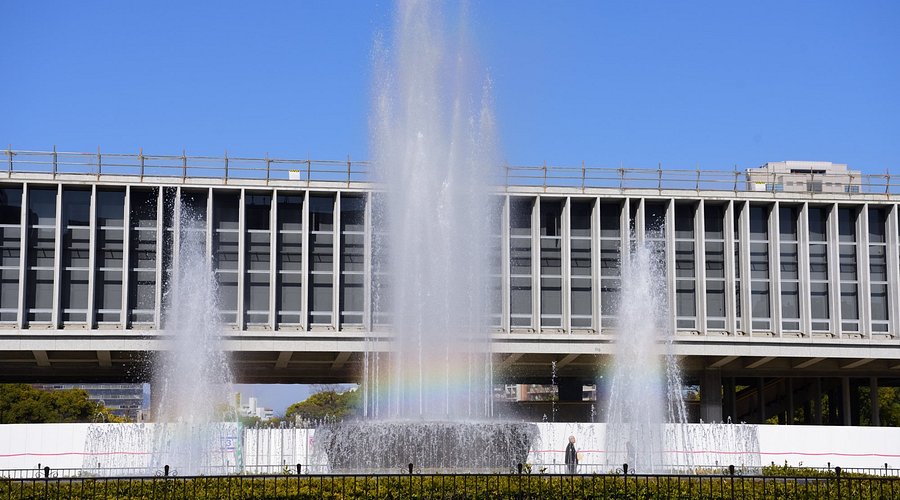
[
  {"x1": 859, "y1": 386, "x2": 900, "y2": 426},
  {"x1": 285, "y1": 388, "x2": 360, "y2": 422},
  {"x1": 0, "y1": 384, "x2": 127, "y2": 424}
]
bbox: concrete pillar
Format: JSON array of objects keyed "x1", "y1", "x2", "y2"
[
  {"x1": 149, "y1": 374, "x2": 163, "y2": 421},
  {"x1": 700, "y1": 369, "x2": 723, "y2": 423},
  {"x1": 723, "y1": 377, "x2": 737, "y2": 422},
  {"x1": 757, "y1": 377, "x2": 766, "y2": 423},
  {"x1": 814, "y1": 378, "x2": 823, "y2": 425},
  {"x1": 786, "y1": 378, "x2": 794, "y2": 425},
  {"x1": 841, "y1": 377, "x2": 852, "y2": 426},
  {"x1": 870, "y1": 377, "x2": 881, "y2": 426},
  {"x1": 557, "y1": 378, "x2": 583, "y2": 402}
]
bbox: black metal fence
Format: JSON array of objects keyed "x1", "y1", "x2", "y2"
[{"x1": 3, "y1": 466, "x2": 899, "y2": 499}]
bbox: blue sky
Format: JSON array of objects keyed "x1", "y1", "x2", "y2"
[
  {"x1": 4, "y1": 1, "x2": 899, "y2": 413},
  {"x1": 3, "y1": 1, "x2": 899, "y2": 172}
]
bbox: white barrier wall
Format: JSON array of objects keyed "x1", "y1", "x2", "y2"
[
  {"x1": 2, "y1": 423, "x2": 899, "y2": 474},
  {"x1": 756, "y1": 425, "x2": 900, "y2": 469},
  {"x1": 527, "y1": 423, "x2": 900, "y2": 472},
  {"x1": 0, "y1": 423, "x2": 92, "y2": 471},
  {"x1": 242, "y1": 427, "x2": 323, "y2": 473}
]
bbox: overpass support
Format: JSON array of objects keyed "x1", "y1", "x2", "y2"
[
  {"x1": 870, "y1": 377, "x2": 881, "y2": 426},
  {"x1": 557, "y1": 377, "x2": 583, "y2": 402},
  {"x1": 842, "y1": 377, "x2": 852, "y2": 426},
  {"x1": 700, "y1": 369, "x2": 723, "y2": 422}
]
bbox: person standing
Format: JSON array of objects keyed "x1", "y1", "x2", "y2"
[{"x1": 564, "y1": 435, "x2": 578, "y2": 474}]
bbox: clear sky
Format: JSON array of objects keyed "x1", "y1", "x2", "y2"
[
  {"x1": 3, "y1": 1, "x2": 899, "y2": 173},
  {"x1": 4, "y1": 1, "x2": 899, "y2": 413}
]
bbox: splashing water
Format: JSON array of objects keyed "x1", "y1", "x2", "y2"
[
  {"x1": 150, "y1": 207, "x2": 235, "y2": 474},
  {"x1": 364, "y1": 0, "x2": 499, "y2": 420},
  {"x1": 605, "y1": 239, "x2": 691, "y2": 472}
]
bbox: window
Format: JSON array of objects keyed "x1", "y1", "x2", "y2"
[{"x1": 807, "y1": 207, "x2": 830, "y2": 332}]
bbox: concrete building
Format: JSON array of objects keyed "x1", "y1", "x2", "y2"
[
  {"x1": 1, "y1": 149, "x2": 899, "y2": 425},
  {"x1": 746, "y1": 161, "x2": 861, "y2": 193},
  {"x1": 32, "y1": 383, "x2": 146, "y2": 421},
  {"x1": 234, "y1": 393, "x2": 274, "y2": 421}
]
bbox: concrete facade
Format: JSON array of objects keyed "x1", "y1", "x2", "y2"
[{"x1": 2, "y1": 151, "x2": 900, "y2": 424}]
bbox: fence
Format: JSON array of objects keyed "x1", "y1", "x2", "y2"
[
  {"x1": 2, "y1": 467, "x2": 899, "y2": 499},
  {"x1": 4, "y1": 148, "x2": 899, "y2": 194}
]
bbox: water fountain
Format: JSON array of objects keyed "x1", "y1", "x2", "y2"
[
  {"x1": 82, "y1": 206, "x2": 238, "y2": 476},
  {"x1": 365, "y1": 0, "x2": 497, "y2": 421},
  {"x1": 317, "y1": 421, "x2": 536, "y2": 473},
  {"x1": 603, "y1": 237, "x2": 691, "y2": 472},
  {"x1": 148, "y1": 207, "x2": 238, "y2": 475},
  {"x1": 317, "y1": 0, "x2": 538, "y2": 471}
]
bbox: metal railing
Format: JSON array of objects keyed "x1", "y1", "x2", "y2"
[
  {"x1": 1, "y1": 148, "x2": 370, "y2": 185},
  {"x1": 2, "y1": 467, "x2": 899, "y2": 499},
  {"x1": 5, "y1": 463, "x2": 898, "y2": 479},
  {"x1": 4, "y1": 148, "x2": 899, "y2": 194}
]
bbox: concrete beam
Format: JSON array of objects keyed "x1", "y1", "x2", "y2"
[
  {"x1": 840, "y1": 358, "x2": 875, "y2": 370},
  {"x1": 331, "y1": 352, "x2": 352, "y2": 370},
  {"x1": 97, "y1": 350, "x2": 112, "y2": 368},
  {"x1": 499, "y1": 353, "x2": 523, "y2": 370},
  {"x1": 555, "y1": 353, "x2": 579, "y2": 369},
  {"x1": 709, "y1": 356, "x2": 739, "y2": 369},
  {"x1": 274, "y1": 351, "x2": 293, "y2": 369},
  {"x1": 793, "y1": 357, "x2": 826, "y2": 369},
  {"x1": 745, "y1": 357, "x2": 776, "y2": 369},
  {"x1": 32, "y1": 350, "x2": 50, "y2": 367}
]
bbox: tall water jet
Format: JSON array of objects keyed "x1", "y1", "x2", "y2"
[
  {"x1": 317, "y1": 0, "x2": 534, "y2": 472},
  {"x1": 604, "y1": 238, "x2": 690, "y2": 472},
  {"x1": 365, "y1": 0, "x2": 499, "y2": 420},
  {"x1": 150, "y1": 206, "x2": 236, "y2": 475}
]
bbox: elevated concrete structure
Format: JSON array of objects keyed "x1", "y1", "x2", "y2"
[{"x1": 2, "y1": 149, "x2": 900, "y2": 424}]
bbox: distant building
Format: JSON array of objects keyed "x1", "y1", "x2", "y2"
[
  {"x1": 33, "y1": 383, "x2": 146, "y2": 421},
  {"x1": 746, "y1": 161, "x2": 861, "y2": 193},
  {"x1": 233, "y1": 393, "x2": 275, "y2": 421},
  {"x1": 496, "y1": 384, "x2": 596, "y2": 402}
]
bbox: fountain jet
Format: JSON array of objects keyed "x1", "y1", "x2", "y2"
[{"x1": 365, "y1": 0, "x2": 499, "y2": 420}]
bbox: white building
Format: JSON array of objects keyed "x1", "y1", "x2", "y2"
[
  {"x1": 746, "y1": 161, "x2": 862, "y2": 193},
  {"x1": 234, "y1": 393, "x2": 275, "y2": 421}
]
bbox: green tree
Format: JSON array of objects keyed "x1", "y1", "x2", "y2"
[
  {"x1": 0, "y1": 384, "x2": 127, "y2": 423},
  {"x1": 285, "y1": 388, "x2": 359, "y2": 422},
  {"x1": 859, "y1": 386, "x2": 900, "y2": 426}
]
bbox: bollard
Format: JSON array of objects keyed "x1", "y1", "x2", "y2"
[
  {"x1": 296, "y1": 463, "x2": 302, "y2": 475},
  {"x1": 835, "y1": 466, "x2": 841, "y2": 497},
  {"x1": 164, "y1": 464, "x2": 170, "y2": 477},
  {"x1": 43, "y1": 466, "x2": 50, "y2": 478},
  {"x1": 623, "y1": 463, "x2": 628, "y2": 496},
  {"x1": 517, "y1": 463, "x2": 523, "y2": 475},
  {"x1": 408, "y1": 463, "x2": 414, "y2": 475},
  {"x1": 623, "y1": 463, "x2": 628, "y2": 475},
  {"x1": 729, "y1": 465, "x2": 736, "y2": 500}
]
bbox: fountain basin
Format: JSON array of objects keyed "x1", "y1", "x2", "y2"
[{"x1": 315, "y1": 421, "x2": 538, "y2": 473}]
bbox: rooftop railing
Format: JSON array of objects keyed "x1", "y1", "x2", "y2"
[{"x1": 3, "y1": 148, "x2": 899, "y2": 194}]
